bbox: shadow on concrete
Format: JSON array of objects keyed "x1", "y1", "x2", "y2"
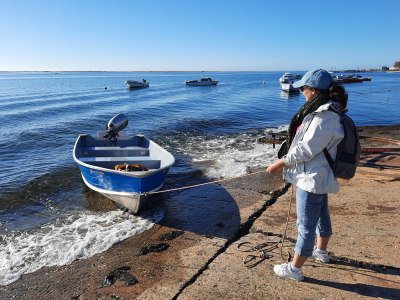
[
  {"x1": 146, "y1": 183, "x2": 241, "y2": 240},
  {"x1": 306, "y1": 259, "x2": 400, "y2": 299},
  {"x1": 307, "y1": 278, "x2": 399, "y2": 299}
]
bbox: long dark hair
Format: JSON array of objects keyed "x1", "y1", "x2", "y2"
[
  {"x1": 315, "y1": 85, "x2": 348, "y2": 109},
  {"x1": 329, "y1": 85, "x2": 348, "y2": 108}
]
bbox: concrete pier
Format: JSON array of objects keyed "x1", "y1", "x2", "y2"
[{"x1": 1, "y1": 125, "x2": 399, "y2": 300}]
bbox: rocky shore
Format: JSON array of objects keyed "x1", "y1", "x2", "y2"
[{"x1": 1, "y1": 125, "x2": 400, "y2": 300}]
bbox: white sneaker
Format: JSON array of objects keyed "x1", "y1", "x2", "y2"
[
  {"x1": 273, "y1": 262, "x2": 304, "y2": 281},
  {"x1": 309, "y1": 246, "x2": 330, "y2": 263}
]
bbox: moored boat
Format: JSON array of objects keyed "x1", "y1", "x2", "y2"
[
  {"x1": 73, "y1": 113, "x2": 175, "y2": 213},
  {"x1": 125, "y1": 79, "x2": 149, "y2": 89},
  {"x1": 185, "y1": 77, "x2": 219, "y2": 86},
  {"x1": 279, "y1": 73, "x2": 300, "y2": 91},
  {"x1": 342, "y1": 77, "x2": 363, "y2": 83},
  {"x1": 332, "y1": 78, "x2": 343, "y2": 85},
  {"x1": 279, "y1": 73, "x2": 296, "y2": 83},
  {"x1": 280, "y1": 82, "x2": 300, "y2": 92}
]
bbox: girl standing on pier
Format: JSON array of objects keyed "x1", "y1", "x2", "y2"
[{"x1": 267, "y1": 69, "x2": 348, "y2": 281}]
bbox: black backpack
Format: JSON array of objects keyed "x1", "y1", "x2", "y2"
[{"x1": 323, "y1": 110, "x2": 361, "y2": 179}]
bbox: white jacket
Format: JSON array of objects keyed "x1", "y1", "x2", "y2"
[{"x1": 282, "y1": 102, "x2": 344, "y2": 194}]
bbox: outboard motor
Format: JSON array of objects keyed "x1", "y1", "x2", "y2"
[{"x1": 103, "y1": 113, "x2": 128, "y2": 143}]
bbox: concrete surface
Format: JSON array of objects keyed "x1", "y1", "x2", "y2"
[{"x1": 1, "y1": 125, "x2": 399, "y2": 300}]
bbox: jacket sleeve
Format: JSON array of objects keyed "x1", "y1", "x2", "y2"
[{"x1": 283, "y1": 111, "x2": 337, "y2": 166}]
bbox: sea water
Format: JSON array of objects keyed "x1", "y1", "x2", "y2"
[{"x1": 0, "y1": 71, "x2": 399, "y2": 285}]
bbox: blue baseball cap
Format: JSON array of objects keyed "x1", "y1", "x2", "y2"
[{"x1": 293, "y1": 69, "x2": 333, "y2": 90}]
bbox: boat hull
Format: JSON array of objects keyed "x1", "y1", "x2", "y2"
[
  {"x1": 125, "y1": 81, "x2": 150, "y2": 88},
  {"x1": 280, "y1": 82, "x2": 300, "y2": 92},
  {"x1": 185, "y1": 81, "x2": 219, "y2": 86},
  {"x1": 343, "y1": 78, "x2": 363, "y2": 83},
  {"x1": 80, "y1": 170, "x2": 167, "y2": 213},
  {"x1": 73, "y1": 133, "x2": 174, "y2": 213}
]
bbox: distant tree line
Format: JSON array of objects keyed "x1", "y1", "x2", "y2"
[{"x1": 394, "y1": 61, "x2": 400, "y2": 68}]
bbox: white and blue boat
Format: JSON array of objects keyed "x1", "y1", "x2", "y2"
[{"x1": 73, "y1": 113, "x2": 175, "y2": 213}]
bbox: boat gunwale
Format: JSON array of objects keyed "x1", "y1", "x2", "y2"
[{"x1": 73, "y1": 135, "x2": 175, "y2": 179}]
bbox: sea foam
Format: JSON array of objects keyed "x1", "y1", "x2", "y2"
[
  {"x1": 179, "y1": 127, "x2": 285, "y2": 179},
  {"x1": 0, "y1": 209, "x2": 163, "y2": 286}
]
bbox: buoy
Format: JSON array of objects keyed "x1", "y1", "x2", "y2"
[
  {"x1": 227, "y1": 83, "x2": 229, "y2": 86},
  {"x1": 105, "y1": 87, "x2": 107, "y2": 90},
  {"x1": 263, "y1": 81, "x2": 266, "y2": 84}
]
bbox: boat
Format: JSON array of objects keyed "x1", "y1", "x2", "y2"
[
  {"x1": 73, "y1": 113, "x2": 175, "y2": 213},
  {"x1": 294, "y1": 74, "x2": 302, "y2": 79},
  {"x1": 342, "y1": 77, "x2": 363, "y2": 83},
  {"x1": 361, "y1": 77, "x2": 372, "y2": 81},
  {"x1": 125, "y1": 79, "x2": 149, "y2": 89},
  {"x1": 185, "y1": 77, "x2": 219, "y2": 86},
  {"x1": 279, "y1": 73, "x2": 296, "y2": 83},
  {"x1": 332, "y1": 78, "x2": 343, "y2": 85},
  {"x1": 280, "y1": 82, "x2": 300, "y2": 92},
  {"x1": 279, "y1": 73, "x2": 299, "y2": 92}
]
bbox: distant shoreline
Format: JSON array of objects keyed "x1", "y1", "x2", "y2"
[{"x1": 1, "y1": 70, "x2": 398, "y2": 73}]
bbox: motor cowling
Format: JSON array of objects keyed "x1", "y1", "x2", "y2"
[
  {"x1": 107, "y1": 113, "x2": 128, "y2": 133},
  {"x1": 104, "y1": 113, "x2": 128, "y2": 143}
]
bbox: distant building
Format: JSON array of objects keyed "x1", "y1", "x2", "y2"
[
  {"x1": 389, "y1": 67, "x2": 400, "y2": 70},
  {"x1": 382, "y1": 66, "x2": 389, "y2": 70}
]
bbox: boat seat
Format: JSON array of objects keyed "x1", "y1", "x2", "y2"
[
  {"x1": 79, "y1": 156, "x2": 161, "y2": 169},
  {"x1": 80, "y1": 146, "x2": 149, "y2": 157}
]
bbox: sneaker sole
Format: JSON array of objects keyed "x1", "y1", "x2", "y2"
[{"x1": 310, "y1": 256, "x2": 330, "y2": 263}]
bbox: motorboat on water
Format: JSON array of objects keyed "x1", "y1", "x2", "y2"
[
  {"x1": 280, "y1": 82, "x2": 300, "y2": 92},
  {"x1": 125, "y1": 79, "x2": 149, "y2": 89},
  {"x1": 185, "y1": 77, "x2": 219, "y2": 86},
  {"x1": 279, "y1": 73, "x2": 296, "y2": 83},
  {"x1": 332, "y1": 78, "x2": 343, "y2": 85},
  {"x1": 73, "y1": 113, "x2": 175, "y2": 213},
  {"x1": 279, "y1": 73, "x2": 300, "y2": 92},
  {"x1": 294, "y1": 74, "x2": 302, "y2": 79},
  {"x1": 332, "y1": 74, "x2": 363, "y2": 83}
]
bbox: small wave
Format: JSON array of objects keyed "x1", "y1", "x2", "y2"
[
  {"x1": 0, "y1": 209, "x2": 163, "y2": 286},
  {"x1": 164, "y1": 127, "x2": 285, "y2": 180}
]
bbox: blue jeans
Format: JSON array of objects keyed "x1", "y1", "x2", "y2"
[{"x1": 295, "y1": 187, "x2": 332, "y2": 257}]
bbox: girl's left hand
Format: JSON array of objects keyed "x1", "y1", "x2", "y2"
[{"x1": 266, "y1": 160, "x2": 286, "y2": 174}]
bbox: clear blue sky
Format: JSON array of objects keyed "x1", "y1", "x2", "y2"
[{"x1": 1, "y1": 0, "x2": 399, "y2": 71}]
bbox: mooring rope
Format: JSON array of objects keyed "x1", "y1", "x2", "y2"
[
  {"x1": 145, "y1": 168, "x2": 269, "y2": 195},
  {"x1": 237, "y1": 184, "x2": 294, "y2": 268}
]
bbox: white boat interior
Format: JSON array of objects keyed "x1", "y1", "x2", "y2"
[{"x1": 76, "y1": 132, "x2": 172, "y2": 171}]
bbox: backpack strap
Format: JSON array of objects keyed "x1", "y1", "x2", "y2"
[
  {"x1": 323, "y1": 105, "x2": 343, "y2": 172},
  {"x1": 323, "y1": 148, "x2": 334, "y2": 171}
]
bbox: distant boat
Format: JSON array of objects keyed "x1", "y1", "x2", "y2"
[
  {"x1": 125, "y1": 79, "x2": 149, "y2": 89},
  {"x1": 342, "y1": 77, "x2": 363, "y2": 83},
  {"x1": 294, "y1": 74, "x2": 302, "y2": 79},
  {"x1": 279, "y1": 73, "x2": 296, "y2": 83},
  {"x1": 332, "y1": 78, "x2": 343, "y2": 86},
  {"x1": 73, "y1": 113, "x2": 175, "y2": 213},
  {"x1": 279, "y1": 73, "x2": 299, "y2": 92},
  {"x1": 185, "y1": 77, "x2": 219, "y2": 86}
]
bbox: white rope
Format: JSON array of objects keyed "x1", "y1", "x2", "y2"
[{"x1": 146, "y1": 168, "x2": 268, "y2": 195}]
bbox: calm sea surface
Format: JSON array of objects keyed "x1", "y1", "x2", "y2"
[{"x1": 1, "y1": 71, "x2": 399, "y2": 285}]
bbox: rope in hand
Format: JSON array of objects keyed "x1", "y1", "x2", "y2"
[{"x1": 237, "y1": 184, "x2": 294, "y2": 268}]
